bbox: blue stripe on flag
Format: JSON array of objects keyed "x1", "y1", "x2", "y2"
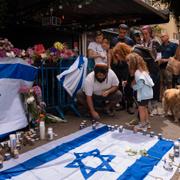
[
  {"x1": 72, "y1": 56, "x2": 85, "y2": 97},
  {"x1": 0, "y1": 126, "x2": 108, "y2": 179},
  {"x1": 60, "y1": 55, "x2": 84, "y2": 85},
  {"x1": 117, "y1": 139, "x2": 173, "y2": 180},
  {"x1": 0, "y1": 63, "x2": 38, "y2": 81},
  {"x1": 77, "y1": 55, "x2": 84, "y2": 69}
]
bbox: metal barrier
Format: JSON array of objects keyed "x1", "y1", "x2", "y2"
[
  {"x1": 36, "y1": 57, "x2": 95, "y2": 119},
  {"x1": 36, "y1": 58, "x2": 76, "y2": 119}
]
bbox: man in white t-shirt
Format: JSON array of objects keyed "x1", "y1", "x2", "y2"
[
  {"x1": 77, "y1": 63, "x2": 121, "y2": 120},
  {"x1": 88, "y1": 31, "x2": 107, "y2": 65}
]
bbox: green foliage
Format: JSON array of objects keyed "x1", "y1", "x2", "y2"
[{"x1": 160, "y1": 0, "x2": 180, "y2": 19}]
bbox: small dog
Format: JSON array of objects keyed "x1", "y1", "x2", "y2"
[{"x1": 162, "y1": 88, "x2": 180, "y2": 122}]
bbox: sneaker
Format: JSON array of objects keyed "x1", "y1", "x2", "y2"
[
  {"x1": 146, "y1": 122, "x2": 151, "y2": 129},
  {"x1": 126, "y1": 118, "x2": 139, "y2": 127},
  {"x1": 134, "y1": 123, "x2": 147, "y2": 132},
  {"x1": 150, "y1": 109, "x2": 157, "y2": 117}
]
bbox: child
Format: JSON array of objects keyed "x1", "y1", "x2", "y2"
[
  {"x1": 101, "y1": 38, "x2": 111, "y2": 67},
  {"x1": 126, "y1": 52, "x2": 154, "y2": 131}
]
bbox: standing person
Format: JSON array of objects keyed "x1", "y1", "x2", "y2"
[
  {"x1": 131, "y1": 30, "x2": 142, "y2": 45},
  {"x1": 111, "y1": 24, "x2": 135, "y2": 114},
  {"x1": 88, "y1": 31, "x2": 107, "y2": 65},
  {"x1": 76, "y1": 63, "x2": 121, "y2": 120},
  {"x1": 159, "y1": 32, "x2": 178, "y2": 94},
  {"x1": 112, "y1": 42, "x2": 135, "y2": 114},
  {"x1": 101, "y1": 38, "x2": 111, "y2": 67},
  {"x1": 126, "y1": 53, "x2": 154, "y2": 131},
  {"x1": 141, "y1": 25, "x2": 161, "y2": 56},
  {"x1": 111, "y1": 24, "x2": 134, "y2": 47},
  {"x1": 141, "y1": 25, "x2": 161, "y2": 113}
]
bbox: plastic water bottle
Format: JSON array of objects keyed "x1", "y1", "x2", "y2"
[{"x1": 39, "y1": 121, "x2": 45, "y2": 140}]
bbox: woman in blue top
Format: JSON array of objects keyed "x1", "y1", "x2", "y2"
[{"x1": 126, "y1": 52, "x2": 154, "y2": 131}]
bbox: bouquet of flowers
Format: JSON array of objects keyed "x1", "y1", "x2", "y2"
[
  {"x1": 19, "y1": 85, "x2": 46, "y2": 126},
  {"x1": 0, "y1": 38, "x2": 76, "y2": 65},
  {"x1": 43, "y1": 41, "x2": 75, "y2": 64}
]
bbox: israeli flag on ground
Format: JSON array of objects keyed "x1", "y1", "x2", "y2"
[
  {"x1": 1, "y1": 124, "x2": 179, "y2": 180},
  {"x1": 57, "y1": 55, "x2": 88, "y2": 97},
  {"x1": 0, "y1": 57, "x2": 38, "y2": 139}
]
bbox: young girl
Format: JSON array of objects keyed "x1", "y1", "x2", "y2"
[
  {"x1": 101, "y1": 38, "x2": 111, "y2": 67},
  {"x1": 126, "y1": 52, "x2": 154, "y2": 131}
]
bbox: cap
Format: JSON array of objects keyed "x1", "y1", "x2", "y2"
[
  {"x1": 118, "y1": 24, "x2": 129, "y2": 30},
  {"x1": 132, "y1": 30, "x2": 141, "y2": 36}
]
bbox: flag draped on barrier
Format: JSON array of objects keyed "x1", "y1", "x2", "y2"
[
  {"x1": 0, "y1": 125, "x2": 179, "y2": 180},
  {"x1": 57, "y1": 55, "x2": 88, "y2": 97},
  {"x1": 0, "y1": 57, "x2": 38, "y2": 139}
]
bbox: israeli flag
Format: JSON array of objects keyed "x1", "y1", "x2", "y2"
[
  {"x1": 1, "y1": 124, "x2": 179, "y2": 180},
  {"x1": 57, "y1": 56, "x2": 88, "y2": 97},
  {"x1": 0, "y1": 57, "x2": 38, "y2": 139}
]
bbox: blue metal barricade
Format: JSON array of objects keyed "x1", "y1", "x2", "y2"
[
  {"x1": 37, "y1": 58, "x2": 78, "y2": 119},
  {"x1": 36, "y1": 57, "x2": 94, "y2": 119},
  {"x1": 38, "y1": 63, "x2": 64, "y2": 118}
]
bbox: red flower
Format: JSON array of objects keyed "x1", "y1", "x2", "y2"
[{"x1": 34, "y1": 44, "x2": 45, "y2": 55}]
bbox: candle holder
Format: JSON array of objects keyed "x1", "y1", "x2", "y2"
[
  {"x1": 150, "y1": 131, "x2": 155, "y2": 137},
  {"x1": 115, "y1": 125, "x2": 118, "y2": 130},
  {"x1": 142, "y1": 129, "x2": 147, "y2": 135},
  {"x1": 163, "y1": 158, "x2": 173, "y2": 171},
  {"x1": 111, "y1": 126, "x2": 115, "y2": 131},
  {"x1": 92, "y1": 124, "x2": 96, "y2": 130},
  {"x1": 157, "y1": 133, "x2": 162, "y2": 139},
  {"x1": 107, "y1": 125, "x2": 111, "y2": 131},
  {"x1": 169, "y1": 153, "x2": 174, "y2": 162},
  {"x1": 118, "y1": 125, "x2": 123, "y2": 133},
  {"x1": 4, "y1": 153, "x2": 11, "y2": 161}
]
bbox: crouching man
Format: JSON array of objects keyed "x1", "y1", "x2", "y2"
[{"x1": 77, "y1": 63, "x2": 122, "y2": 120}]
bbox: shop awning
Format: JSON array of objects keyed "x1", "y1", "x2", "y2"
[{"x1": 9, "y1": 0, "x2": 169, "y2": 30}]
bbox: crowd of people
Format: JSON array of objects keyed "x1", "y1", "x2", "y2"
[{"x1": 77, "y1": 24, "x2": 180, "y2": 132}]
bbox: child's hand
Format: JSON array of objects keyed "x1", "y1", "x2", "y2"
[
  {"x1": 122, "y1": 81, "x2": 127, "y2": 87},
  {"x1": 131, "y1": 80, "x2": 136, "y2": 87}
]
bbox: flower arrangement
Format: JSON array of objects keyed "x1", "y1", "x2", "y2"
[
  {"x1": 0, "y1": 38, "x2": 76, "y2": 65},
  {"x1": 25, "y1": 41, "x2": 76, "y2": 65},
  {"x1": 19, "y1": 85, "x2": 46, "y2": 127}
]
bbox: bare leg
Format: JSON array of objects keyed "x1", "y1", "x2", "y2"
[
  {"x1": 138, "y1": 106, "x2": 146, "y2": 125},
  {"x1": 145, "y1": 107, "x2": 149, "y2": 123}
]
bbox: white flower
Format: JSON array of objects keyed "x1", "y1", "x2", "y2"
[
  {"x1": 27, "y1": 96, "x2": 35, "y2": 104},
  {"x1": 40, "y1": 53, "x2": 47, "y2": 59},
  {"x1": 6, "y1": 51, "x2": 15, "y2": 58}
]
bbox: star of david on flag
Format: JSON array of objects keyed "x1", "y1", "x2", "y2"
[{"x1": 65, "y1": 149, "x2": 115, "y2": 179}]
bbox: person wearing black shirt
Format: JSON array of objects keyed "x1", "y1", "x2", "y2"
[
  {"x1": 111, "y1": 24, "x2": 135, "y2": 47},
  {"x1": 111, "y1": 42, "x2": 135, "y2": 114}
]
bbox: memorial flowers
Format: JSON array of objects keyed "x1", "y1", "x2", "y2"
[
  {"x1": 0, "y1": 38, "x2": 76, "y2": 65},
  {"x1": 19, "y1": 85, "x2": 46, "y2": 126}
]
